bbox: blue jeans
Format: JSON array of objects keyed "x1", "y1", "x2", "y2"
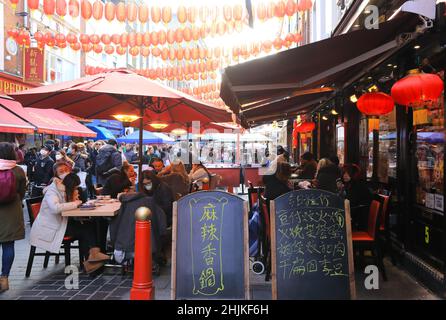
[{"x1": 1, "y1": 242, "x2": 15, "y2": 277}]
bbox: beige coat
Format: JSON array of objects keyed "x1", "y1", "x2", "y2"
[{"x1": 29, "y1": 180, "x2": 78, "y2": 253}]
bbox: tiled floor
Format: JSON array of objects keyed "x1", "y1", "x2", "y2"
[{"x1": 0, "y1": 210, "x2": 442, "y2": 300}]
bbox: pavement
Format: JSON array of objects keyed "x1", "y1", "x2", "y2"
[{"x1": 0, "y1": 209, "x2": 442, "y2": 300}]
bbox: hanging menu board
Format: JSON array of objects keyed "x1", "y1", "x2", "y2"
[
  {"x1": 171, "y1": 191, "x2": 249, "y2": 299},
  {"x1": 270, "y1": 189, "x2": 355, "y2": 300}
]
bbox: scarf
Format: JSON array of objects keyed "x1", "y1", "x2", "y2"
[{"x1": 0, "y1": 159, "x2": 17, "y2": 170}]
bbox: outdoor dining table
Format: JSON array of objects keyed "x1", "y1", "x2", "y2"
[{"x1": 61, "y1": 201, "x2": 121, "y2": 217}]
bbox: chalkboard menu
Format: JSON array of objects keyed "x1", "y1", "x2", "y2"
[
  {"x1": 270, "y1": 189, "x2": 355, "y2": 300},
  {"x1": 171, "y1": 191, "x2": 249, "y2": 299}
]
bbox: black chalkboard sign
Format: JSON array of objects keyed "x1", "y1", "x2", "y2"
[
  {"x1": 270, "y1": 189, "x2": 355, "y2": 300},
  {"x1": 171, "y1": 191, "x2": 249, "y2": 299}
]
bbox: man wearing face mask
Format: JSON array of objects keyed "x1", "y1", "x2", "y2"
[{"x1": 32, "y1": 145, "x2": 55, "y2": 197}]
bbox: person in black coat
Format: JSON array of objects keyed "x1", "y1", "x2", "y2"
[
  {"x1": 101, "y1": 161, "x2": 136, "y2": 199},
  {"x1": 315, "y1": 158, "x2": 341, "y2": 193},
  {"x1": 263, "y1": 162, "x2": 292, "y2": 201},
  {"x1": 32, "y1": 145, "x2": 55, "y2": 196}
]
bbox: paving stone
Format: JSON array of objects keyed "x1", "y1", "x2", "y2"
[
  {"x1": 17, "y1": 296, "x2": 45, "y2": 300},
  {"x1": 88, "y1": 291, "x2": 110, "y2": 300},
  {"x1": 78, "y1": 285, "x2": 100, "y2": 295},
  {"x1": 70, "y1": 294, "x2": 91, "y2": 300}
]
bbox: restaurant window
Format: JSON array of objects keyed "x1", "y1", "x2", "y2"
[
  {"x1": 415, "y1": 95, "x2": 445, "y2": 212},
  {"x1": 336, "y1": 124, "x2": 345, "y2": 165},
  {"x1": 378, "y1": 109, "x2": 397, "y2": 183}
]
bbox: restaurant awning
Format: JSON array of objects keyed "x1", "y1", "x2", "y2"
[
  {"x1": 85, "y1": 124, "x2": 116, "y2": 140},
  {"x1": 117, "y1": 130, "x2": 174, "y2": 145},
  {"x1": 0, "y1": 106, "x2": 35, "y2": 134},
  {"x1": 221, "y1": 14, "x2": 422, "y2": 126},
  {"x1": 0, "y1": 97, "x2": 96, "y2": 137}
]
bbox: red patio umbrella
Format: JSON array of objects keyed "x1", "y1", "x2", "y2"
[{"x1": 10, "y1": 69, "x2": 234, "y2": 182}]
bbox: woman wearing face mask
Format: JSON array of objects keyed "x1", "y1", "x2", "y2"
[
  {"x1": 30, "y1": 173, "x2": 110, "y2": 274},
  {"x1": 32, "y1": 145, "x2": 55, "y2": 197},
  {"x1": 55, "y1": 150, "x2": 75, "y2": 169},
  {"x1": 142, "y1": 170, "x2": 174, "y2": 227}
]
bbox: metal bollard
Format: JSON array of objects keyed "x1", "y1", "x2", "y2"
[
  {"x1": 202, "y1": 177, "x2": 210, "y2": 190},
  {"x1": 130, "y1": 206, "x2": 155, "y2": 300}
]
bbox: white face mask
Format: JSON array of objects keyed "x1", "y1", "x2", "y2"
[
  {"x1": 40, "y1": 149, "x2": 48, "y2": 157},
  {"x1": 56, "y1": 154, "x2": 63, "y2": 161},
  {"x1": 58, "y1": 172, "x2": 69, "y2": 180},
  {"x1": 144, "y1": 183, "x2": 153, "y2": 191}
]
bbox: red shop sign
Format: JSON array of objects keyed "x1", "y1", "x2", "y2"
[{"x1": 23, "y1": 47, "x2": 45, "y2": 83}]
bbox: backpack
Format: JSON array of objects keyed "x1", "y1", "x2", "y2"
[
  {"x1": 95, "y1": 151, "x2": 113, "y2": 175},
  {"x1": 0, "y1": 169, "x2": 17, "y2": 204}
]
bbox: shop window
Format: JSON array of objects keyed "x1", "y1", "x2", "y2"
[
  {"x1": 415, "y1": 96, "x2": 445, "y2": 212},
  {"x1": 336, "y1": 124, "x2": 345, "y2": 165},
  {"x1": 378, "y1": 109, "x2": 397, "y2": 183}
]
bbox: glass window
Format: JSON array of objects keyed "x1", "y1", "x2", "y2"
[
  {"x1": 378, "y1": 109, "x2": 397, "y2": 183},
  {"x1": 336, "y1": 124, "x2": 345, "y2": 165},
  {"x1": 415, "y1": 96, "x2": 445, "y2": 212}
]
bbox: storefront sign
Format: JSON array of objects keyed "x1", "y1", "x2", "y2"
[
  {"x1": 434, "y1": 194, "x2": 444, "y2": 212},
  {"x1": 425, "y1": 193, "x2": 435, "y2": 209},
  {"x1": 0, "y1": 76, "x2": 33, "y2": 95},
  {"x1": 23, "y1": 48, "x2": 45, "y2": 83}
]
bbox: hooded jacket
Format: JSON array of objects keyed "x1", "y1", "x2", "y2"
[
  {"x1": 96, "y1": 144, "x2": 123, "y2": 186},
  {"x1": 316, "y1": 164, "x2": 341, "y2": 194}
]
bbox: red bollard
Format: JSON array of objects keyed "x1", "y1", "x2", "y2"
[
  {"x1": 202, "y1": 177, "x2": 210, "y2": 190},
  {"x1": 130, "y1": 207, "x2": 155, "y2": 300}
]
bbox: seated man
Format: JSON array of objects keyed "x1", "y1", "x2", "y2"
[{"x1": 150, "y1": 157, "x2": 165, "y2": 175}]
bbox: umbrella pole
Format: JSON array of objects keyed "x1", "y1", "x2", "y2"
[{"x1": 139, "y1": 104, "x2": 144, "y2": 187}]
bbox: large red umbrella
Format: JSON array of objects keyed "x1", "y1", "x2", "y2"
[{"x1": 10, "y1": 69, "x2": 234, "y2": 181}]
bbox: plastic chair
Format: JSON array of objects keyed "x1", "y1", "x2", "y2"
[
  {"x1": 25, "y1": 196, "x2": 83, "y2": 277},
  {"x1": 352, "y1": 199, "x2": 387, "y2": 281}
]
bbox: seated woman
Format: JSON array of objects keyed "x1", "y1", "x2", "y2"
[
  {"x1": 340, "y1": 163, "x2": 372, "y2": 230},
  {"x1": 314, "y1": 158, "x2": 341, "y2": 193},
  {"x1": 158, "y1": 161, "x2": 190, "y2": 199},
  {"x1": 263, "y1": 162, "x2": 292, "y2": 201},
  {"x1": 142, "y1": 170, "x2": 174, "y2": 227},
  {"x1": 29, "y1": 173, "x2": 110, "y2": 274},
  {"x1": 188, "y1": 162, "x2": 211, "y2": 189},
  {"x1": 101, "y1": 160, "x2": 136, "y2": 198}
]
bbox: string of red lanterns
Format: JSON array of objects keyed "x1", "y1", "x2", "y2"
[{"x1": 11, "y1": 0, "x2": 313, "y2": 23}]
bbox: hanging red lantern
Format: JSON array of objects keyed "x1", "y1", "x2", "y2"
[
  {"x1": 7, "y1": 28, "x2": 19, "y2": 40},
  {"x1": 357, "y1": 92, "x2": 394, "y2": 131},
  {"x1": 175, "y1": 28, "x2": 183, "y2": 43},
  {"x1": 34, "y1": 31, "x2": 44, "y2": 43},
  {"x1": 128, "y1": 32, "x2": 136, "y2": 47},
  {"x1": 151, "y1": 6, "x2": 161, "y2": 23},
  {"x1": 104, "y1": 2, "x2": 115, "y2": 22},
  {"x1": 139, "y1": 4, "x2": 148, "y2": 23},
  {"x1": 223, "y1": 4, "x2": 232, "y2": 22},
  {"x1": 44, "y1": 0, "x2": 56, "y2": 16},
  {"x1": 129, "y1": 46, "x2": 139, "y2": 57},
  {"x1": 295, "y1": 121, "x2": 316, "y2": 133},
  {"x1": 135, "y1": 32, "x2": 143, "y2": 46},
  {"x1": 285, "y1": 0, "x2": 296, "y2": 16},
  {"x1": 89, "y1": 34, "x2": 100, "y2": 44},
  {"x1": 161, "y1": 47, "x2": 168, "y2": 61},
  {"x1": 17, "y1": 29, "x2": 30, "y2": 47},
  {"x1": 79, "y1": 33, "x2": 89, "y2": 44},
  {"x1": 169, "y1": 47, "x2": 176, "y2": 61},
  {"x1": 111, "y1": 33, "x2": 120, "y2": 45},
  {"x1": 69, "y1": 0, "x2": 79, "y2": 17},
  {"x1": 217, "y1": 21, "x2": 226, "y2": 36},
  {"x1": 391, "y1": 70, "x2": 443, "y2": 126},
  {"x1": 257, "y1": 2, "x2": 266, "y2": 20},
  {"x1": 82, "y1": 43, "x2": 93, "y2": 52},
  {"x1": 199, "y1": 5, "x2": 209, "y2": 23},
  {"x1": 162, "y1": 6, "x2": 172, "y2": 24},
  {"x1": 177, "y1": 47, "x2": 184, "y2": 60},
  {"x1": 177, "y1": 5, "x2": 187, "y2": 24},
  {"x1": 233, "y1": 4, "x2": 243, "y2": 21},
  {"x1": 92, "y1": 0, "x2": 103, "y2": 20},
  {"x1": 116, "y1": 2, "x2": 126, "y2": 22},
  {"x1": 56, "y1": 0, "x2": 67, "y2": 17},
  {"x1": 116, "y1": 46, "x2": 126, "y2": 55},
  {"x1": 298, "y1": 0, "x2": 313, "y2": 11},
  {"x1": 191, "y1": 26, "x2": 200, "y2": 41},
  {"x1": 141, "y1": 31, "x2": 150, "y2": 46},
  {"x1": 293, "y1": 33, "x2": 303, "y2": 43},
  {"x1": 150, "y1": 31, "x2": 159, "y2": 46},
  {"x1": 213, "y1": 46, "x2": 221, "y2": 59},
  {"x1": 151, "y1": 47, "x2": 161, "y2": 57},
  {"x1": 234, "y1": 20, "x2": 243, "y2": 33},
  {"x1": 27, "y1": 0, "x2": 39, "y2": 11},
  {"x1": 93, "y1": 43, "x2": 102, "y2": 54},
  {"x1": 184, "y1": 48, "x2": 191, "y2": 61},
  {"x1": 183, "y1": 27, "x2": 192, "y2": 42},
  {"x1": 81, "y1": 0, "x2": 92, "y2": 19},
  {"x1": 275, "y1": 0, "x2": 286, "y2": 18},
  {"x1": 187, "y1": 6, "x2": 197, "y2": 23},
  {"x1": 192, "y1": 47, "x2": 199, "y2": 60},
  {"x1": 120, "y1": 33, "x2": 128, "y2": 47},
  {"x1": 100, "y1": 34, "x2": 111, "y2": 45},
  {"x1": 141, "y1": 47, "x2": 150, "y2": 57},
  {"x1": 104, "y1": 45, "x2": 114, "y2": 54},
  {"x1": 273, "y1": 37, "x2": 282, "y2": 50},
  {"x1": 55, "y1": 33, "x2": 66, "y2": 44},
  {"x1": 44, "y1": 31, "x2": 55, "y2": 46},
  {"x1": 266, "y1": 1, "x2": 275, "y2": 19},
  {"x1": 70, "y1": 42, "x2": 81, "y2": 51},
  {"x1": 127, "y1": 2, "x2": 137, "y2": 22},
  {"x1": 166, "y1": 29, "x2": 175, "y2": 44}
]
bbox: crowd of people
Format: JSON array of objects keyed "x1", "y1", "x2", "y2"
[{"x1": 0, "y1": 137, "x2": 221, "y2": 292}]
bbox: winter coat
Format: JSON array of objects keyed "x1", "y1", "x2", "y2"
[
  {"x1": 0, "y1": 166, "x2": 27, "y2": 242},
  {"x1": 109, "y1": 192, "x2": 167, "y2": 256},
  {"x1": 263, "y1": 174, "x2": 291, "y2": 201},
  {"x1": 96, "y1": 144, "x2": 123, "y2": 186},
  {"x1": 316, "y1": 164, "x2": 342, "y2": 194},
  {"x1": 298, "y1": 160, "x2": 318, "y2": 179},
  {"x1": 72, "y1": 152, "x2": 88, "y2": 172},
  {"x1": 124, "y1": 150, "x2": 137, "y2": 163},
  {"x1": 29, "y1": 180, "x2": 79, "y2": 253},
  {"x1": 159, "y1": 173, "x2": 190, "y2": 199},
  {"x1": 33, "y1": 155, "x2": 55, "y2": 185},
  {"x1": 101, "y1": 169, "x2": 132, "y2": 198}
]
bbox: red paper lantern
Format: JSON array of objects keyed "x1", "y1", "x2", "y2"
[
  {"x1": 120, "y1": 33, "x2": 128, "y2": 47},
  {"x1": 177, "y1": 47, "x2": 184, "y2": 60},
  {"x1": 116, "y1": 46, "x2": 126, "y2": 55},
  {"x1": 93, "y1": 43, "x2": 102, "y2": 54},
  {"x1": 17, "y1": 29, "x2": 30, "y2": 46},
  {"x1": 273, "y1": 37, "x2": 282, "y2": 50},
  {"x1": 257, "y1": 2, "x2": 266, "y2": 20},
  {"x1": 100, "y1": 34, "x2": 111, "y2": 45},
  {"x1": 391, "y1": 71, "x2": 444, "y2": 107},
  {"x1": 142, "y1": 32, "x2": 150, "y2": 46},
  {"x1": 79, "y1": 33, "x2": 89, "y2": 44},
  {"x1": 217, "y1": 21, "x2": 226, "y2": 36},
  {"x1": 135, "y1": 32, "x2": 143, "y2": 47},
  {"x1": 127, "y1": 2, "x2": 137, "y2": 22},
  {"x1": 161, "y1": 47, "x2": 168, "y2": 61},
  {"x1": 175, "y1": 28, "x2": 183, "y2": 43},
  {"x1": 295, "y1": 122, "x2": 315, "y2": 133},
  {"x1": 81, "y1": 0, "x2": 92, "y2": 19},
  {"x1": 166, "y1": 29, "x2": 175, "y2": 44},
  {"x1": 357, "y1": 92, "x2": 394, "y2": 131},
  {"x1": 233, "y1": 4, "x2": 243, "y2": 21},
  {"x1": 129, "y1": 46, "x2": 139, "y2": 56},
  {"x1": 104, "y1": 45, "x2": 114, "y2": 54},
  {"x1": 151, "y1": 6, "x2": 161, "y2": 23},
  {"x1": 191, "y1": 26, "x2": 200, "y2": 41},
  {"x1": 275, "y1": 0, "x2": 286, "y2": 17},
  {"x1": 199, "y1": 5, "x2": 209, "y2": 23},
  {"x1": 116, "y1": 2, "x2": 126, "y2": 22},
  {"x1": 141, "y1": 46, "x2": 150, "y2": 57},
  {"x1": 55, "y1": 33, "x2": 66, "y2": 44},
  {"x1": 44, "y1": 31, "x2": 55, "y2": 46},
  {"x1": 34, "y1": 31, "x2": 44, "y2": 43},
  {"x1": 92, "y1": 0, "x2": 103, "y2": 20},
  {"x1": 151, "y1": 47, "x2": 161, "y2": 57},
  {"x1": 223, "y1": 5, "x2": 232, "y2": 22},
  {"x1": 44, "y1": 0, "x2": 56, "y2": 16},
  {"x1": 169, "y1": 47, "x2": 176, "y2": 61},
  {"x1": 266, "y1": 1, "x2": 275, "y2": 19},
  {"x1": 56, "y1": 0, "x2": 67, "y2": 17},
  {"x1": 111, "y1": 33, "x2": 120, "y2": 45},
  {"x1": 184, "y1": 48, "x2": 191, "y2": 60},
  {"x1": 138, "y1": 4, "x2": 148, "y2": 23},
  {"x1": 177, "y1": 5, "x2": 187, "y2": 24},
  {"x1": 298, "y1": 0, "x2": 313, "y2": 11},
  {"x1": 82, "y1": 43, "x2": 93, "y2": 52},
  {"x1": 27, "y1": 0, "x2": 39, "y2": 11},
  {"x1": 128, "y1": 32, "x2": 136, "y2": 47},
  {"x1": 70, "y1": 42, "x2": 81, "y2": 51},
  {"x1": 89, "y1": 34, "x2": 100, "y2": 44},
  {"x1": 69, "y1": 0, "x2": 79, "y2": 17},
  {"x1": 150, "y1": 31, "x2": 159, "y2": 46},
  {"x1": 104, "y1": 2, "x2": 115, "y2": 22},
  {"x1": 286, "y1": 0, "x2": 296, "y2": 16},
  {"x1": 187, "y1": 6, "x2": 197, "y2": 23},
  {"x1": 162, "y1": 6, "x2": 172, "y2": 24},
  {"x1": 183, "y1": 27, "x2": 192, "y2": 42}
]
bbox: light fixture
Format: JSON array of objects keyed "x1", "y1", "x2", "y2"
[
  {"x1": 322, "y1": 116, "x2": 328, "y2": 121},
  {"x1": 149, "y1": 121, "x2": 169, "y2": 130},
  {"x1": 112, "y1": 114, "x2": 140, "y2": 122},
  {"x1": 387, "y1": 64, "x2": 393, "y2": 67},
  {"x1": 393, "y1": 65, "x2": 398, "y2": 69},
  {"x1": 330, "y1": 109, "x2": 339, "y2": 115},
  {"x1": 171, "y1": 128, "x2": 187, "y2": 135},
  {"x1": 350, "y1": 94, "x2": 358, "y2": 103},
  {"x1": 367, "y1": 76, "x2": 372, "y2": 80},
  {"x1": 368, "y1": 84, "x2": 379, "y2": 92},
  {"x1": 353, "y1": 24, "x2": 360, "y2": 28},
  {"x1": 414, "y1": 45, "x2": 421, "y2": 50}
]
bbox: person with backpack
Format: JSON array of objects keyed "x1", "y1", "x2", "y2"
[
  {"x1": 95, "y1": 139, "x2": 123, "y2": 187},
  {"x1": 0, "y1": 143, "x2": 27, "y2": 293},
  {"x1": 32, "y1": 145, "x2": 55, "y2": 197}
]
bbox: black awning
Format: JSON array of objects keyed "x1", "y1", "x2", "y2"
[{"x1": 221, "y1": 13, "x2": 421, "y2": 126}]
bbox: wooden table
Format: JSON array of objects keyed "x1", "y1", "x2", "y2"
[{"x1": 62, "y1": 201, "x2": 121, "y2": 217}]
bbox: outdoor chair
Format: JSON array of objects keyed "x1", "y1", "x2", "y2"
[
  {"x1": 376, "y1": 193, "x2": 397, "y2": 266},
  {"x1": 25, "y1": 196, "x2": 83, "y2": 277},
  {"x1": 352, "y1": 199, "x2": 387, "y2": 281},
  {"x1": 259, "y1": 195, "x2": 271, "y2": 282}
]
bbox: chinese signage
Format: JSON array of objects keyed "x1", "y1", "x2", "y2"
[
  {"x1": 23, "y1": 48, "x2": 45, "y2": 83},
  {"x1": 271, "y1": 189, "x2": 353, "y2": 299},
  {"x1": 173, "y1": 191, "x2": 248, "y2": 299}
]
